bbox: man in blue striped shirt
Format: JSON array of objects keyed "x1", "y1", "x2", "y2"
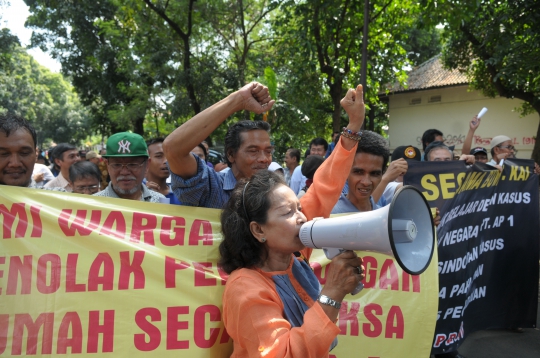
[{"x1": 164, "y1": 82, "x2": 275, "y2": 209}]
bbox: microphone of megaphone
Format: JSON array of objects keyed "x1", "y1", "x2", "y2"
[{"x1": 299, "y1": 185, "x2": 435, "y2": 294}]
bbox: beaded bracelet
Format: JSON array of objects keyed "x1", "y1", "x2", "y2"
[
  {"x1": 342, "y1": 127, "x2": 362, "y2": 137},
  {"x1": 341, "y1": 127, "x2": 362, "y2": 142}
]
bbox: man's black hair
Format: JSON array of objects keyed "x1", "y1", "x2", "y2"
[
  {"x1": 424, "y1": 141, "x2": 453, "y2": 161},
  {"x1": 224, "y1": 120, "x2": 271, "y2": 166},
  {"x1": 50, "y1": 143, "x2": 77, "y2": 168},
  {"x1": 309, "y1": 137, "x2": 329, "y2": 151},
  {"x1": 421, "y1": 129, "x2": 443, "y2": 151},
  {"x1": 146, "y1": 137, "x2": 165, "y2": 147},
  {"x1": 69, "y1": 161, "x2": 101, "y2": 183},
  {"x1": 0, "y1": 113, "x2": 37, "y2": 148},
  {"x1": 356, "y1": 131, "x2": 390, "y2": 172},
  {"x1": 287, "y1": 148, "x2": 301, "y2": 163}
]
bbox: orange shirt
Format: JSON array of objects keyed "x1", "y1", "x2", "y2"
[{"x1": 223, "y1": 139, "x2": 357, "y2": 357}]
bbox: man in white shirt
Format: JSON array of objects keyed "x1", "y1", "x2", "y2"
[
  {"x1": 283, "y1": 148, "x2": 300, "y2": 186},
  {"x1": 45, "y1": 143, "x2": 81, "y2": 192},
  {"x1": 32, "y1": 162, "x2": 55, "y2": 188},
  {"x1": 290, "y1": 138, "x2": 328, "y2": 194}
]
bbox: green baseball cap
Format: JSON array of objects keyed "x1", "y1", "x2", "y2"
[{"x1": 103, "y1": 132, "x2": 149, "y2": 158}]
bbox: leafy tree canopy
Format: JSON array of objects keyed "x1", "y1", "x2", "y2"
[
  {"x1": 0, "y1": 28, "x2": 89, "y2": 146},
  {"x1": 421, "y1": 0, "x2": 540, "y2": 161}
]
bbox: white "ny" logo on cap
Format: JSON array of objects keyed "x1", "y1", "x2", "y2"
[{"x1": 118, "y1": 140, "x2": 131, "y2": 153}]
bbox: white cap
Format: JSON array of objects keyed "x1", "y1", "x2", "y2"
[
  {"x1": 490, "y1": 135, "x2": 511, "y2": 149},
  {"x1": 268, "y1": 162, "x2": 284, "y2": 172}
]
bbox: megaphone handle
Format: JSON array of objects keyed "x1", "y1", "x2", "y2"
[
  {"x1": 324, "y1": 248, "x2": 365, "y2": 295},
  {"x1": 351, "y1": 282, "x2": 364, "y2": 295},
  {"x1": 323, "y1": 247, "x2": 344, "y2": 259}
]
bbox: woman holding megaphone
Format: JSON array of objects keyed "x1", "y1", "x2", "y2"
[{"x1": 219, "y1": 85, "x2": 367, "y2": 357}]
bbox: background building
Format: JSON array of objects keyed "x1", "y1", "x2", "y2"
[{"x1": 384, "y1": 56, "x2": 538, "y2": 159}]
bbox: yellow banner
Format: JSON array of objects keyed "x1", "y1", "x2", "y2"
[{"x1": 0, "y1": 187, "x2": 438, "y2": 357}]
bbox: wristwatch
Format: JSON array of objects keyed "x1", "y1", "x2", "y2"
[{"x1": 318, "y1": 294, "x2": 341, "y2": 309}]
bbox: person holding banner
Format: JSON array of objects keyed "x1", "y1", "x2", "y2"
[
  {"x1": 0, "y1": 113, "x2": 39, "y2": 188},
  {"x1": 488, "y1": 135, "x2": 516, "y2": 166},
  {"x1": 372, "y1": 145, "x2": 421, "y2": 206},
  {"x1": 94, "y1": 132, "x2": 166, "y2": 202},
  {"x1": 0, "y1": 113, "x2": 64, "y2": 191},
  {"x1": 424, "y1": 141, "x2": 475, "y2": 164}
]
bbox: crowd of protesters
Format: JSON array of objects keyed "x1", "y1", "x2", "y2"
[{"x1": 1, "y1": 81, "x2": 539, "y2": 358}]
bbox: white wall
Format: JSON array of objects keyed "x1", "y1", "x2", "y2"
[{"x1": 387, "y1": 85, "x2": 538, "y2": 159}]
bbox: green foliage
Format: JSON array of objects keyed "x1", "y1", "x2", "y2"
[
  {"x1": 0, "y1": 28, "x2": 19, "y2": 69},
  {"x1": 0, "y1": 29, "x2": 89, "y2": 146},
  {"x1": 429, "y1": 0, "x2": 540, "y2": 160},
  {"x1": 274, "y1": 0, "x2": 418, "y2": 133},
  {"x1": 402, "y1": 23, "x2": 442, "y2": 66},
  {"x1": 20, "y1": 0, "x2": 446, "y2": 160}
]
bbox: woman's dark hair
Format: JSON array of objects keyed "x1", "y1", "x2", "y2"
[{"x1": 219, "y1": 170, "x2": 286, "y2": 274}]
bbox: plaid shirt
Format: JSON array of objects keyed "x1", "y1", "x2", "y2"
[
  {"x1": 93, "y1": 182, "x2": 165, "y2": 203},
  {"x1": 170, "y1": 154, "x2": 237, "y2": 209},
  {"x1": 28, "y1": 181, "x2": 66, "y2": 191}
]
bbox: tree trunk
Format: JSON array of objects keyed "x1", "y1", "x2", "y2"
[
  {"x1": 330, "y1": 79, "x2": 343, "y2": 133},
  {"x1": 134, "y1": 116, "x2": 145, "y2": 136},
  {"x1": 532, "y1": 112, "x2": 540, "y2": 164}
]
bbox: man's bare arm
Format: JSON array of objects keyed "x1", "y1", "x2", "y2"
[{"x1": 163, "y1": 83, "x2": 274, "y2": 179}]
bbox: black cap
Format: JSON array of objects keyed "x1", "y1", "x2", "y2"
[
  {"x1": 301, "y1": 155, "x2": 325, "y2": 179},
  {"x1": 391, "y1": 145, "x2": 421, "y2": 162},
  {"x1": 470, "y1": 147, "x2": 488, "y2": 155}
]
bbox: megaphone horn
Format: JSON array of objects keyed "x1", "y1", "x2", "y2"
[{"x1": 299, "y1": 185, "x2": 435, "y2": 294}]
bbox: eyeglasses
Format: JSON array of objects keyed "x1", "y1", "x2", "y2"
[
  {"x1": 108, "y1": 162, "x2": 146, "y2": 171},
  {"x1": 498, "y1": 145, "x2": 518, "y2": 153},
  {"x1": 74, "y1": 185, "x2": 100, "y2": 193}
]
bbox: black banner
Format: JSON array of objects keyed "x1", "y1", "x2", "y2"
[{"x1": 405, "y1": 159, "x2": 539, "y2": 355}]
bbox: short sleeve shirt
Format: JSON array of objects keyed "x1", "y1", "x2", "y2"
[
  {"x1": 331, "y1": 193, "x2": 380, "y2": 214},
  {"x1": 93, "y1": 183, "x2": 165, "y2": 203}
]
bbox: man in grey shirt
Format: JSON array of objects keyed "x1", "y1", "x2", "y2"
[{"x1": 94, "y1": 132, "x2": 165, "y2": 203}]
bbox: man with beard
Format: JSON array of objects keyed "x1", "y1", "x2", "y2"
[
  {"x1": 94, "y1": 132, "x2": 165, "y2": 202},
  {"x1": 144, "y1": 138, "x2": 181, "y2": 205}
]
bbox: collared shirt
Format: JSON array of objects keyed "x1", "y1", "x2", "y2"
[
  {"x1": 283, "y1": 167, "x2": 291, "y2": 186},
  {"x1": 32, "y1": 163, "x2": 55, "y2": 188},
  {"x1": 93, "y1": 182, "x2": 165, "y2": 203},
  {"x1": 142, "y1": 178, "x2": 182, "y2": 205},
  {"x1": 44, "y1": 172, "x2": 72, "y2": 192},
  {"x1": 289, "y1": 165, "x2": 307, "y2": 195},
  {"x1": 331, "y1": 193, "x2": 380, "y2": 214},
  {"x1": 376, "y1": 181, "x2": 401, "y2": 207},
  {"x1": 325, "y1": 142, "x2": 336, "y2": 158},
  {"x1": 170, "y1": 154, "x2": 238, "y2": 209},
  {"x1": 28, "y1": 180, "x2": 66, "y2": 191}
]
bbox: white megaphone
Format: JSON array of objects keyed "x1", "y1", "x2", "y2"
[{"x1": 299, "y1": 185, "x2": 435, "y2": 295}]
